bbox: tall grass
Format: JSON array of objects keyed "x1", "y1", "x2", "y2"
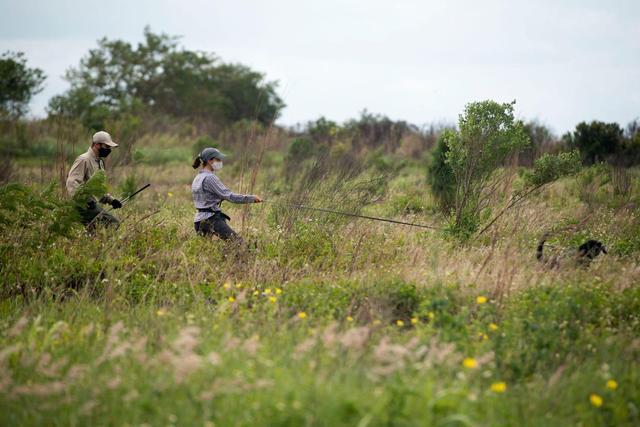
[{"x1": 1, "y1": 128, "x2": 640, "y2": 426}]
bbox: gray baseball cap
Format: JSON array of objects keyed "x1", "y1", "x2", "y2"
[
  {"x1": 200, "y1": 147, "x2": 226, "y2": 162},
  {"x1": 92, "y1": 131, "x2": 118, "y2": 147}
]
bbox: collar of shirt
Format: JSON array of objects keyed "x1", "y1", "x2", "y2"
[{"x1": 87, "y1": 147, "x2": 105, "y2": 169}]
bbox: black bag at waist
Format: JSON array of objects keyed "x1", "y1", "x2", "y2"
[{"x1": 197, "y1": 208, "x2": 230, "y2": 221}]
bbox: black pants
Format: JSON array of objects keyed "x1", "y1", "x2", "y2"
[
  {"x1": 78, "y1": 200, "x2": 119, "y2": 228},
  {"x1": 194, "y1": 213, "x2": 240, "y2": 242}
]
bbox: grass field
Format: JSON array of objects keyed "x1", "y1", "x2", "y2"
[{"x1": 1, "y1": 137, "x2": 639, "y2": 426}]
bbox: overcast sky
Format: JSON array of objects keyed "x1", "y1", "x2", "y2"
[{"x1": 1, "y1": 0, "x2": 638, "y2": 134}]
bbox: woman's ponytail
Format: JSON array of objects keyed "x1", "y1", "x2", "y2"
[{"x1": 192, "y1": 156, "x2": 202, "y2": 169}]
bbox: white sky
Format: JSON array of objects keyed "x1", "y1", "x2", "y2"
[{"x1": 1, "y1": 0, "x2": 638, "y2": 134}]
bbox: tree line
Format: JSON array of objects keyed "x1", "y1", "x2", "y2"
[{"x1": 1, "y1": 27, "x2": 639, "y2": 168}]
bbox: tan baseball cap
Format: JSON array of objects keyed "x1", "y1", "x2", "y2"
[{"x1": 92, "y1": 131, "x2": 118, "y2": 147}]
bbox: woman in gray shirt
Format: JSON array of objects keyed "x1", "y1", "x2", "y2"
[{"x1": 191, "y1": 147, "x2": 262, "y2": 241}]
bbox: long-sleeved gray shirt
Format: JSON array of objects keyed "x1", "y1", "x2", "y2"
[{"x1": 192, "y1": 170, "x2": 256, "y2": 222}]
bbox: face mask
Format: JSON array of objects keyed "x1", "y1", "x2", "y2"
[
  {"x1": 98, "y1": 147, "x2": 112, "y2": 158},
  {"x1": 212, "y1": 160, "x2": 223, "y2": 171}
]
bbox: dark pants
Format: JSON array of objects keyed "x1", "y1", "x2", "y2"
[
  {"x1": 194, "y1": 212, "x2": 240, "y2": 242},
  {"x1": 78, "y1": 200, "x2": 120, "y2": 228}
]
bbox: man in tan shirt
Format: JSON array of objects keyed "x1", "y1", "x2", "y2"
[{"x1": 66, "y1": 131, "x2": 122, "y2": 226}]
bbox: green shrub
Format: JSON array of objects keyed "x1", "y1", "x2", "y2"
[
  {"x1": 523, "y1": 150, "x2": 582, "y2": 187},
  {"x1": 443, "y1": 100, "x2": 529, "y2": 237}
]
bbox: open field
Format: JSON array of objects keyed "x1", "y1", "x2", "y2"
[{"x1": 1, "y1": 133, "x2": 640, "y2": 427}]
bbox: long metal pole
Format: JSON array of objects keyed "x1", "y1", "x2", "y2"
[
  {"x1": 86, "y1": 183, "x2": 151, "y2": 228},
  {"x1": 264, "y1": 200, "x2": 441, "y2": 230}
]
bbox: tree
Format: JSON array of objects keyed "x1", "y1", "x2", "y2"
[
  {"x1": 48, "y1": 28, "x2": 284, "y2": 130},
  {"x1": 566, "y1": 121, "x2": 623, "y2": 165},
  {"x1": 0, "y1": 51, "x2": 45, "y2": 119},
  {"x1": 443, "y1": 100, "x2": 529, "y2": 236},
  {"x1": 617, "y1": 119, "x2": 640, "y2": 166},
  {"x1": 520, "y1": 121, "x2": 557, "y2": 166}
]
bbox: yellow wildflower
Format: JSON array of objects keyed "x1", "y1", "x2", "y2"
[
  {"x1": 411, "y1": 317, "x2": 418, "y2": 325},
  {"x1": 476, "y1": 296, "x2": 488, "y2": 304},
  {"x1": 396, "y1": 320, "x2": 405, "y2": 327},
  {"x1": 269, "y1": 296, "x2": 277, "y2": 303},
  {"x1": 590, "y1": 394, "x2": 603, "y2": 407},
  {"x1": 252, "y1": 290, "x2": 259, "y2": 296},
  {"x1": 606, "y1": 379, "x2": 618, "y2": 390},
  {"x1": 462, "y1": 358, "x2": 478, "y2": 369},
  {"x1": 297, "y1": 312, "x2": 307, "y2": 319},
  {"x1": 223, "y1": 282, "x2": 231, "y2": 290},
  {"x1": 227, "y1": 296, "x2": 235, "y2": 303},
  {"x1": 264, "y1": 288, "x2": 272, "y2": 295},
  {"x1": 236, "y1": 283, "x2": 243, "y2": 289},
  {"x1": 490, "y1": 382, "x2": 507, "y2": 393},
  {"x1": 275, "y1": 288, "x2": 283, "y2": 295},
  {"x1": 489, "y1": 323, "x2": 498, "y2": 331},
  {"x1": 346, "y1": 316, "x2": 354, "y2": 322},
  {"x1": 167, "y1": 192, "x2": 174, "y2": 197},
  {"x1": 428, "y1": 312, "x2": 435, "y2": 320}
]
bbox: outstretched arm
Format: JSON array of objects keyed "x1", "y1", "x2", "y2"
[{"x1": 205, "y1": 175, "x2": 260, "y2": 204}]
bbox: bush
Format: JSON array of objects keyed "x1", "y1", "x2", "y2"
[
  {"x1": 523, "y1": 150, "x2": 582, "y2": 187},
  {"x1": 443, "y1": 100, "x2": 529, "y2": 237}
]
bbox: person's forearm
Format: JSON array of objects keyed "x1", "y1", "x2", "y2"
[{"x1": 226, "y1": 193, "x2": 256, "y2": 204}]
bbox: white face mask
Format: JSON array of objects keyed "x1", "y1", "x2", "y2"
[{"x1": 211, "y1": 160, "x2": 223, "y2": 171}]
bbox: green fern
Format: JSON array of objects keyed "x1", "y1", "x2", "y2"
[{"x1": 72, "y1": 170, "x2": 108, "y2": 209}]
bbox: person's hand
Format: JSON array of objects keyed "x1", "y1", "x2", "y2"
[
  {"x1": 110, "y1": 199, "x2": 123, "y2": 209},
  {"x1": 253, "y1": 196, "x2": 263, "y2": 203}
]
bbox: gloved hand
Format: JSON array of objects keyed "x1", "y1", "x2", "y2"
[{"x1": 110, "y1": 199, "x2": 123, "y2": 209}]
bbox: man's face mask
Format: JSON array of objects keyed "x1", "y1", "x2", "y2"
[
  {"x1": 98, "y1": 145, "x2": 112, "y2": 158},
  {"x1": 212, "y1": 160, "x2": 223, "y2": 171}
]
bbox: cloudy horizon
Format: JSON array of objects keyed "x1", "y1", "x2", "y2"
[{"x1": 1, "y1": 0, "x2": 638, "y2": 135}]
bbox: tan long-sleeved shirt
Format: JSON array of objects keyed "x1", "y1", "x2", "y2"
[{"x1": 66, "y1": 147, "x2": 114, "y2": 202}]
